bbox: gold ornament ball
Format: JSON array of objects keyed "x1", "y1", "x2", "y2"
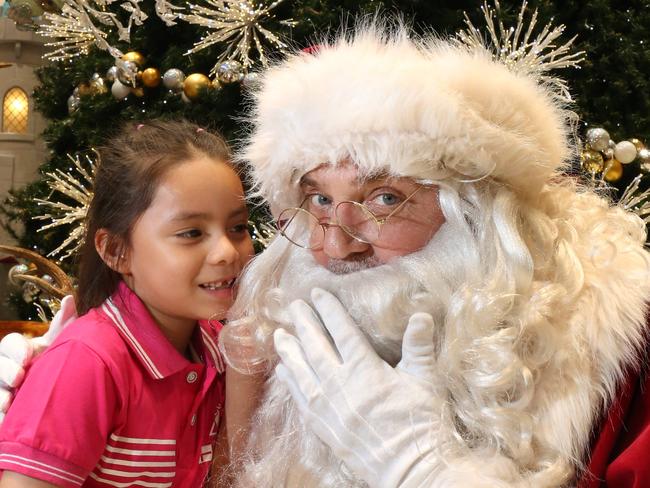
[
  {"x1": 603, "y1": 158, "x2": 623, "y2": 182},
  {"x1": 183, "y1": 73, "x2": 211, "y2": 101},
  {"x1": 122, "y1": 51, "x2": 146, "y2": 67},
  {"x1": 141, "y1": 68, "x2": 161, "y2": 88},
  {"x1": 580, "y1": 149, "x2": 605, "y2": 175},
  {"x1": 77, "y1": 82, "x2": 92, "y2": 96},
  {"x1": 131, "y1": 86, "x2": 145, "y2": 98},
  {"x1": 630, "y1": 138, "x2": 646, "y2": 152}
]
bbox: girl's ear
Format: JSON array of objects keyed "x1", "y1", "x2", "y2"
[{"x1": 95, "y1": 228, "x2": 130, "y2": 274}]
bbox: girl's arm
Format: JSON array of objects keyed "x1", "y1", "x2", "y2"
[
  {"x1": 224, "y1": 366, "x2": 267, "y2": 460},
  {"x1": 0, "y1": 471, "x2": 60, "y2": 488}
]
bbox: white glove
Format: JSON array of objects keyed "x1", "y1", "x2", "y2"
[
  {"x1": 274, "y1": 288, "x2": 441, "y2": 488},
  {"x1": 0, "y1": 294, "x2": 77, "y2": 421}
]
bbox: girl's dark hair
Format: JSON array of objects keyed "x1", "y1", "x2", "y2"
[{"x1": 76, "y1": 119, "x2": 232, "y2": 315}]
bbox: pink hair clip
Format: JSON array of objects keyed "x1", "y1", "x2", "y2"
[
  {"x1": 196, "y1": 128, "x2": 205, "y2": 133},
  {"x1": 136, "y1": 123, "x2": 145, "y2": 131}
]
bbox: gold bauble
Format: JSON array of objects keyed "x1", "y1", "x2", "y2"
[
  {"x1": 212, "y1": 78, "x2": 222, "y2": 90},
  {"x1": 77, "y1": 82, "x2": 92, "y2": 96},
  {"x1": 603, "y1": 158, "x2": 623, "y2": 182},
  {"x1": 122, "y1": 51, "x2": 146, "y2": 67},
  {"x1": 131, "y1": 86, "x2": 145, "y2": 97},
  {"x1": 630, "y1": 138, "x2": 646, "y2": 152},
  {"x1": 580, "y1": 149, "x2": 605, "y2": 175},
  {"x1": 183, "y1": 73, "x2": 211, "y2": 100},
  {"x1": 141, "y1": 68, "x2": 161, "y2": 88}
]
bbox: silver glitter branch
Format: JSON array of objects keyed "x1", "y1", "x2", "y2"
[
  {"x1": 180, "y1": 0, "x2": 293, "y2": 72},
  {"x1": 155, "y1": 0, "x2": 184, "y2": 26},
  {"x1": 457, "y1": 0, "x2": 584, "y2": 102},
  {"x1": 33, "y1": 152, "x2": 97, "y2": 261},
  {"x1": 38, "y1": 3, "x2": 107, "y2": 61},
  {"x1": 619, "y1": 175, "x2": 650, "y2": 226},
  {"x1": 38, "y1": 0, "x2": 170, "y2": 61},
  {"x1": 38, "y1": 1, "x2": 127, "y2": 61}
]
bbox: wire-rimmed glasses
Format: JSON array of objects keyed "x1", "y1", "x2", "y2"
[{"x1": 277, "y1": 187, "x2": 424, "y2": 249}]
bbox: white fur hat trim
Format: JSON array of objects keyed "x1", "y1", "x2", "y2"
[{"x1": 241, "y1": 25, "x2": 573, "y2": 211}]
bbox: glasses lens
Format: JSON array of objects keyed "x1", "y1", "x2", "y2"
[
  {"x1": 277, "y1": 208, "x2": 323, "y2": 249},
  {"x1": 335, "y1": 201, "x2": 380, "y2": 244}
]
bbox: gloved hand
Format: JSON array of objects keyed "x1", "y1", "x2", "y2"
[
  {"x1": 274, "y1": 288, "x2": 441, "y2": 488},
  {"x1": 0, "y1": 294, "x2": 77, "y2": 422}
]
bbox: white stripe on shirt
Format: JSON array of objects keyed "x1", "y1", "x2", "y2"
[
  {"x1": 99, "y1": 456, "x2": 176, "y2": 468},
  {"x1": 109, "y1": 434, "x2": 176, "y2": 445},
  {"x1": 200, "y1": 328, "x2": 225, "y2": 373},
  {"x1": 89, "y1": 472, "x2": 172, "y2": 488},
  {"x1": 102, "y1": 301, "x2": 163, "y2": 379},
  {"x1": 94, "y1": 465, "x2": 175, "y2": 478},
  {"x1": 0, "y1": 455, "x2": 83, "y2": 485},
  {"x1": 104, "y1": 445, "x2": 175, "y2": 456}
]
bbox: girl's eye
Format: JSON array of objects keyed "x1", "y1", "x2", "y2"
[
  {"x1": 177, "y1": 229, "x2": 202, "y2": 239},
  {"x1": 231, "y1": 224, "x2": 250, "y2": 234}
]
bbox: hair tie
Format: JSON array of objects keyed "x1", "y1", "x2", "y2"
[
  {"x1": 136, "y1": 123, "x2": 145, "y2": 131},
  {"x1": 196, "y1": 128, "x2": 205, "y2": 133}
]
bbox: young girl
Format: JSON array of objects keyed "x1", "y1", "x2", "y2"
[{"x1": 0, "y1": 119, "x2": 256, "y2": 488}]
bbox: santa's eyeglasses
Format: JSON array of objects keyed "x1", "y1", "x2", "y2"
[{"x1": 276, "y1": 187, "x2": 424, "y2": 249}]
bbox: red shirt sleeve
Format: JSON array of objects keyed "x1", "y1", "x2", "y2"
[{"x1": 0, "y1": 340, "x2": 119, "y2": 487}]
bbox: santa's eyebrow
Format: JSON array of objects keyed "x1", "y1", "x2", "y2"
[{"x1": 299, "y1": 172, "x2": 390, "y2": 189}]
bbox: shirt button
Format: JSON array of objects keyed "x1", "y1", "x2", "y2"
[
  {"x1": 190, "y1": 414, "x2": 197, "y2": 426},
  {"x1": 186, "y1": 371, "x2": 198, "y2": 383}
]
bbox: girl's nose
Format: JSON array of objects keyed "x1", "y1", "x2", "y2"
[{"x1": 207, "y1": 235, "x2": 239, "y2": 265}]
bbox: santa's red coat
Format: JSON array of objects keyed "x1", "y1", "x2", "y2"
[{"x1": 580, "y1": 359, "x2": 650, "y2": 487}]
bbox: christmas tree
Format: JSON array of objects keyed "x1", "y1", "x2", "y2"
[{"x1": 1, "y1": 0, "x2": 648, "y2": 319}]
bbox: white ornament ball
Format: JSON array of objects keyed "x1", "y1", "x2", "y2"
[
  {"x1": 162, "y1": 68, "x2": 185, "y2": 92},
  {"x1": 111, "y1": 79, "x2": 131, "y2": 100},
  {"x1": 614, "y1": 140, "x2": 638, "y2": 164},
  {"x1": 586, "y1": 128, "x2": 611, "y2": 152}
]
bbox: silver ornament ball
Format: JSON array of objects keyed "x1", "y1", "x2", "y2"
[
  {"x1": 217, "y1": 60, "x2": 245, "y2": 84},
  {"x1": 106, "y1": 66, "x2": 118, "y2": 83},
  {"x1": 8, "y1": 264, "x2": 29, "y2": 286},
  {"x1": 638, "y1": 148, "x2": 650, "y2": 172},
  {"x1": 67, "y1": 94, "x2": 80, "y2": 114},
  {"x1": 162, "y1": 69, "x2": 186, "y2": 92},
  {"x1": 241, "y1": 71, "x2": 261, "y2": 90},
  {"x1": 117, "y1": 60, "x2": 138, "y2": 87},
  {"x1": 586, "y1": 128, "x2": 611, "y2": 152}
]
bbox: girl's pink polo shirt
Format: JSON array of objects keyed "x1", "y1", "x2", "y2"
[{"x1": 0, "y1": 282, "x2": 226, "y2": 488}]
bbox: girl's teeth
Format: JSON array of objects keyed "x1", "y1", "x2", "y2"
[{"x1": 201, "y1": 279, "x2": 234, "y2": 290}]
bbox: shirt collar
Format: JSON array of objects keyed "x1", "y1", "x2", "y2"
[{"x1": 100, "y1": 281, "x2": 224, "y2": 378}]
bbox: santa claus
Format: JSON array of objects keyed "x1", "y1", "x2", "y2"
[{"x1": 220, "y1": 21, "x2": 650, "y2": 487}]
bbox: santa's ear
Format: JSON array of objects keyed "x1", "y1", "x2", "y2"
[{"x1": 95, "y1": 228, "x2": 130, "y2": 274}]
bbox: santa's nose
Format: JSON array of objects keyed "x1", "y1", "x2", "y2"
[{"x1": 321, "y1": 224, "x2": 370, "y2": 260}]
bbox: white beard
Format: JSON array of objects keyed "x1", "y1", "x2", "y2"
[{"x1": 233, "y1": 222, "x2": 473, "y2": 487}]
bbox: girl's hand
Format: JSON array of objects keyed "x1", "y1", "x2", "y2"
[{"x1": 0, "y1": 295, "x2": 77, "y2": 424}]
